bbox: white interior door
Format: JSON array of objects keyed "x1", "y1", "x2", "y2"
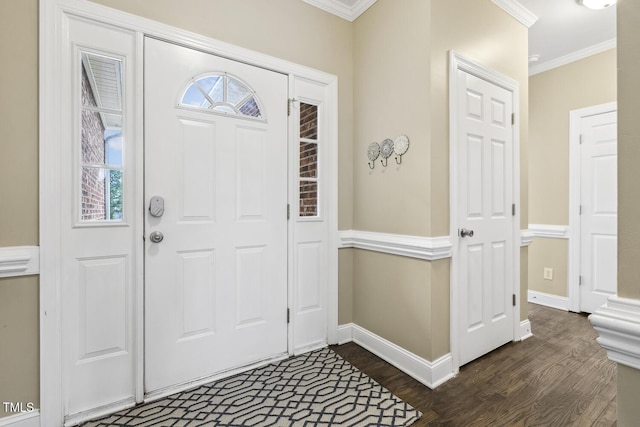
[
  {"x1": 579, "y1": 110, "x2": 617, "y2": 313},
  {"x1": 456, "y1": 68, "x2": 515, "y2": 367},
  {"x1": 144, "y1": 38, "x2": 289, "y2": 394}
]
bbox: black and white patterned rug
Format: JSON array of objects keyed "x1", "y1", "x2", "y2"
[{"x1": 82, "y1": 347, "x2": 421, "y2": 426}]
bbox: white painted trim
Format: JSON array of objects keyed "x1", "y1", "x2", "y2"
[
  {"x1": 0, "y1": 411, "x2": 40, "y2": 427},
  {"x1": 301, "y1": 0, "x2": 377, "y2": 22},
  {"x1": 337, "y1": 323, "x2": 354, "y2": 345},
  {"x1": 519, "y1": 319, "x2": 533, "y2": 341},
  {"x1": 491, "y1": 0, "x2": 538, "y2": 28},
  {"x1": 520, "y1": 230, "x2": 534, "y2": 247},
  {"x1": 338, "y1": 230, "x2": 452, "y2": 261},
  {"x1": 449, "y1": 51, "x2": 521, "y2": 373},
  {"x1": 0, "y1": 246, "x2": 39, "y2": 278},
  {"x1": 337, "y1": 324, "x2": 455, "y2": 389},
  {"x1": 528, "y1": 290, "x2": 569, "y2": 311},
  {"x1": 568, "y1": 102, "x2": 617, "y2": 313},
  {"x1": 41, "y1": 1, "x2": 340, "y2": 425},
  {"x1": 529, "y1": 39, "x2": 616, "y2": 76},
  {"x1": 529, "y1": 224, "x2": 570, "y2": 239},
  {"x1": 590, "y1": 296, "x2": 640, "y2": 370}
]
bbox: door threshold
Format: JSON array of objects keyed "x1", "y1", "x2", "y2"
[{"x1": 144, "y1": 351, "x2": 290, "y2": 403}]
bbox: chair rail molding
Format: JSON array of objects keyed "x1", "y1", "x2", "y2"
[
  {"x1": 0, "y1": 246, "x2": 40, "y2": 278},
  {"x1": 338, "y1": 230, "x2": 452, "y2": 261},
  {"x1": 529, "y1": 224, "x2": 570, "y2": 239},
  {"x1": 520, "y1": 229, "x2": 534, "y2": 247},
  {"x1": 590, "y1": 296, "x2": 640, "y2": 370}
]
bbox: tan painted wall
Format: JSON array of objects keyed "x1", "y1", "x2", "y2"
[
  {"x1": 528, "y1": 239, "x2": 568, "y2": 297},
  {"x1": 527, "y1": 50, "x2": 616, "y2": 298},
  {"x1": 529, "y1": 50, "x2": 616, "y2": 226},
  {"x1": 0, "y1": 0, "x2": 40, "y2": 418},
  {"x1": 0, "y1": 278, "x2": 40, "y2": 418},
  {"x1": 351, "y1": 0, "x2": 528, "y2": 361},
  {"x1": 616, "y1": 0, "x2": 640, "y2": 424}
]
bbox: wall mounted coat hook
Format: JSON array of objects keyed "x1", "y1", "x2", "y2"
[
  {"x1": 367, "y1": 142, "x2": 380, "y2": 169},
  {"x1": 394, "y1": 135, "x2": 410, "y2": 165},
  {"x1": 379, "y1": 138, "x2": 394, "y2": 168}
]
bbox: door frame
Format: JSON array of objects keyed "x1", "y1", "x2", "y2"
[
  {"x1": 567, "y1": 102, "x2": 617, "y2": 313},
  {"x1": 39, "y1": 1, "x2": 339, "y2": 425},
  {"x1": 448, "y1": 51, "x2": 521, "y2": 372}
]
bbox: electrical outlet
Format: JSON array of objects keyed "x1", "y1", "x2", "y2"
[{"x1": 543, "y1": 267, "x2": 553, "y2": 281}]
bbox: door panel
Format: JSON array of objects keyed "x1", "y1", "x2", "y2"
[
  {"x1": 580, "y1": 111, "x2": 617, "y2": 313},
  {"x1": 457, "y1": 69, "x2": 515, "y2": 367},
  {"x1": 144, "y1": 38, "x2": 288, "y2": 393}
]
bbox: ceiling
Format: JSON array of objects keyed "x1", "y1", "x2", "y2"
[
  {"x1": 307, "y1": 0, "x2": 616, "y2": 76},
  {"x1": 519, "y1": 0, "x2": 616, "y2": 75}
]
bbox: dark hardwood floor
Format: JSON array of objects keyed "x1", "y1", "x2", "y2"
[{"x1": 331, "y1": 303, "x2": 617, "y2": 427}]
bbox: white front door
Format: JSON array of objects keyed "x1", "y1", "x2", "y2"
[
  {"x1": 579, "y1": 110, "x2": 617, "y2": 313},
  {"x1": 144, "y1": 38, "x2": 289, "y2": 393},
  {"x1": 455, "y1": 68, "x2": 515, "y2": 367}
]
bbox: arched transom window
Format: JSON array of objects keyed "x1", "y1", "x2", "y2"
[{"x1": 179, "y1": 73, "x2": 264, "y2": 120}]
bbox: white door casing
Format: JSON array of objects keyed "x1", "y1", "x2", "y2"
[
  {"x1": 41, "y1": 2, "x2": 339, "y2": 425},
  {"x1": 449, "y1": 51, "x2": 520, "y2": 369},
  {"x1": 568, "y1": 104, "x2": 617, "y2": 313},
  {"x1": 144, "y1": 38, "x2": 289, "y2": 394}
]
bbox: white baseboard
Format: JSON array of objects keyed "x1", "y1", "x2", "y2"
[
  {"x1": 0, "y1": 411, "x2": 40, "y2": 427},
  {"x1": 528, "y1": 290, "x2": 569, "y2": 311},
  {"x1": 519, "y1": 319, "x2": 533, "y2": 341},
  {"x1": 336, "y1": 323, "x2": 455, "y2": 389}
]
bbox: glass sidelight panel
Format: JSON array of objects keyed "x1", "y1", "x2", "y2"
[
  {"x1": 299, "y1": 102, "x2": 319, "y2": 217},
  {"x1": 80, "y1": 52, "x2": 124, "y2": 222}
]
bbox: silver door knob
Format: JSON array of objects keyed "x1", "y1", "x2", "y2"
[
  {"x1": 459, "y1": 228, "x2": 474, "y2": 238},
  {"x1": 149, "y1": 231, "x2": 164, "y2": 243}
]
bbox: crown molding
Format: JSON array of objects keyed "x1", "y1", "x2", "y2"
[
  {"x1": 590, "y1": 296, "x2": 640, "y2": 370},
  {"x1": 529, "y1": 38, "x2": 617, "y2": 76},
  {"x1": 302, "y1": 0, "x2": 377, "y2": 22},
  {"x1": 491, "y1": 0, "x2": 538, "y2": 28}
]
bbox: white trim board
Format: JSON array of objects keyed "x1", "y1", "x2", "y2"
[
  {"x1": 590, "y1": 296, "x2": 640, "y2": 370},
  {"x1": 491, "y1": 0, "x2": 538, "y2": 28},
  {"x1": 338, "y1": 230, "x2": 452, "y2": 261},
  {"x1": 520, "y1": 230, "x2": 534, "y2": 247},
  {"x1": 0, "y1": 246, "x2": 40, "y2": 278},
  {"x1": 0, "y1": 411, "x2": 40, "y2": 427},
  {"x1": 301, "y1": 0, "x2": 377, "y2": 22},
  {"x1": 528, "y1": 224, "x2": 570, "y2": 239},
  {"x1": 528, "y1": 290, "x2": 569, "y2": 311},
  {"x1": 337, "y1": 323, "x2": 455, "y2": 389},
  {"x1": 520, "y1": 319, "x2": 533, "y2": 341},
  {"x1": 529, "y1": 39, "x2": 616, "y2": 77}
]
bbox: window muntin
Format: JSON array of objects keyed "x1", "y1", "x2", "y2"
[
  {"x1": 299, "y1": 103, "x2": 319, "y2": 217},
  {"x1": 80, "y1": 52, "x2": 124, "y2": 222},
  {"x1": 179, "y1": 74, "x2": 264, "y2": 120}
]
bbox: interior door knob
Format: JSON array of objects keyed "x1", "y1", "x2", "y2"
[
  {"x1": 149, "y1": 231, "x2": 164, "y2": 243},
  {"x1": 459, "y1": 228, "x2": 474, "y2": 238}
]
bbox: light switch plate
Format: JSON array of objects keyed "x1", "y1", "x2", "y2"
[{"x1": 543, "y1": 267, "x2": 553, "y2": 281}]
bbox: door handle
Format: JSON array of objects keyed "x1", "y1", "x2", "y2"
[
  {"x1": 149, "y1": 231, "x2": 164, "y2": 243},
  {"x1": 459, "y1": 228, "x2": 474, "y2": 238}
]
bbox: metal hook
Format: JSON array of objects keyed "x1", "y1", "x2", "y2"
[
  {"x1": 395, "y1": 155, "x2": 402, "y2": 165},
  {"x1": 369, "y1": 160, "x2": 375, "y2": 169},
  {"x1": 381, "y1": 157, "x2": 388, "y2": 167}
]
